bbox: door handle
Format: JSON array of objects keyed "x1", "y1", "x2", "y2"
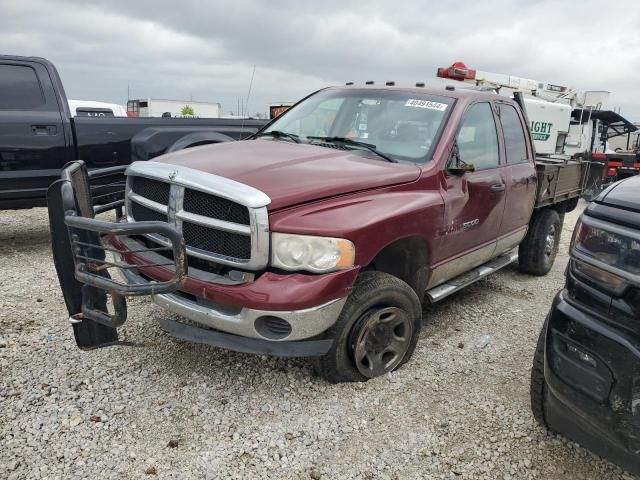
[
  {"x1": 31, "y1": 125, "x2": 57, "y2": 135},
  {"x1": 526, "y1": 174, "x2": 537, "y2": 184},
  {"x1": 490, "y1": 183, "x2": 505, "y2": 193}
]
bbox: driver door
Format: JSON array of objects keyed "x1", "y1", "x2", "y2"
[{"x1": 433, "y1": 101, "x2": 507, "y2": 285}]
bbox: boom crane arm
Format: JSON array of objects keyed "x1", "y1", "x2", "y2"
[{"x1": 436, "y1": 62, "x2": 586, "y2": 107}]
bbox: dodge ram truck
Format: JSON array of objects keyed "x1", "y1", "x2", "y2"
[
  {"x1": 0, "y1": 55, "x2": 265, "y2": 210},
  {"x1": 48, "y1": 84, "x2": 588, "y2": 383}
]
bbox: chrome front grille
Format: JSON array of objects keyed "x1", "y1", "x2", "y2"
[
  {"x1": 125, "y1": 161, "x2": 270, "y2": 270},
  {"x1": 183, "y1": 188, "x2": 250, "y2": 225}
]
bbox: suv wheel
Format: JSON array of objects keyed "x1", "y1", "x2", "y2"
[
  {"x1": 314, "y1": 271, "x2": 422, "y2": 383},
  {"x1": 518, "y1": 209, "x2": 562, "y2": 276},
  {"x1": 531, "y1": 320, "x2": 549, "y2": 429}
]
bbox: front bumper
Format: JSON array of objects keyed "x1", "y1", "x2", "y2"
[
  {"x1": 153, "y1": 292, "x2": 347, "y2": 341},
  {"x1": 543, "y1": 291, "x2": 640, "y2": 475},
  {"x1": 117, "y1": 251, "x2": 351, "y2": 356}
]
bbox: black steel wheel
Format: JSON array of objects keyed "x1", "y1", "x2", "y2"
[
  {"x1": 519, "y1": 208, "x2": 562, "y2": 276},
  {"x1": 350, "y1": 306, "x2": 413, "y2": 378},
  {"x1": 313, "y1": 271, "x2": 422, "y2": 383}
]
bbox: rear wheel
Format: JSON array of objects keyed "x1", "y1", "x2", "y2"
[
  {"x1": 314, "y1": 272, "x2": 422, "y2": 383},
  {"x1": 518, "y1": 209, "x2": 562, "y2": 276}
]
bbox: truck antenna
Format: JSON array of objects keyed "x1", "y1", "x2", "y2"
[{"x1": 240, "y1": 65, "x2": 256, "y2": 137}]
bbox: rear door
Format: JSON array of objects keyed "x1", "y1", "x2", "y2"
[
  {"x1": 0, "y1": 59, "x2": 70, "y2": 207},
  {"x1": 496, "y1": 102, "x2": 537, "y2": 252},
  {"x1": 434, "y1": 101, "x2": 507, "y2": 284}
]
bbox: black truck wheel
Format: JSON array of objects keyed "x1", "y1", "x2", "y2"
[
  {"x1": 530, "y1": 320, "x2": 549, "y2": 429},
  {"x1": 314, "y1": 271, "x2": 422, "y2": 383},
  {"x1": 518, "y1": 209, "x2": 561, "y2": 276}
]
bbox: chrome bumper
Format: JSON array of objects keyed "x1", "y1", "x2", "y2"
[{"x1": 153, "y1": 293, "x2": 347, "y2": 341}]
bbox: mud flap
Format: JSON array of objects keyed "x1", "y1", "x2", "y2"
[{"x1": 47, "y1": 161, "x2": 187, "y2": 349}]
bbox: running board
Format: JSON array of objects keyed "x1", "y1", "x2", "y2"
[{"x1": 425, "y1": 250, "x2": 519, "y2": 303}]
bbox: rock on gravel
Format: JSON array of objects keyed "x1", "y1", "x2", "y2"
[{"x1": 0, "y1": 205, "x2": 634, "y2": 479}]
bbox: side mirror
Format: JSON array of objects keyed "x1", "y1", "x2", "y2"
[{"x1": 448, "y1": 143, "x2": 475, "y2": 175}]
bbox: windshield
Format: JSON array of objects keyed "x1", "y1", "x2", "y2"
[{"x1": 261, "y1": 88, "x2": 454, "y2": 162}]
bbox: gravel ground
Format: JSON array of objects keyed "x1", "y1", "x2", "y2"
[{"x1": 0, "y1": 204, "x2": 635, "y2": 479}]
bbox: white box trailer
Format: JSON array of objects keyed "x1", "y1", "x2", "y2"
[{"x1": 127, "y1": 98, "x2": 222, "y2": 118}]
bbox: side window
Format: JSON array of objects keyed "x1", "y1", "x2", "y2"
[
  {"x1": 0, "y1": 64, "x2": 45, "y2": 109},
  {"x1": 456, "y1": 103, "x2": 500, "y2": 170},
  {"x1": 500, "y1": 104, "x2": 529, "y2": 163}
]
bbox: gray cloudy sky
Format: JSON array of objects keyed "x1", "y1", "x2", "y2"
[{"x1": 2, "y1": 0, "x2": 639, "y2": 119}]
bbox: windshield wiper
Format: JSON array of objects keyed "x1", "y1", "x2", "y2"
[
  {"x1": 306, "y1": 136, "x2": 397, "y2": 163},
  {"x1": 255, "y1": 130, "x2": 300, "y2": 143}
]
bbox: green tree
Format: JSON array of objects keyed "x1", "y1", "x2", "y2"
[{"x1": 180, "y1": 105, "x2": 195, "y2": 116}]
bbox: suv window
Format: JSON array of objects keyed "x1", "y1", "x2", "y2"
[
  {"x1": 456, "y1": 103, "x2": 499, "y2": 170},
  {"x1": 500, "y1": 104, "x2": 528, "y2": 163},
  {"x1": 0, "y1": 64, "x2": 45, "y2": 109}
]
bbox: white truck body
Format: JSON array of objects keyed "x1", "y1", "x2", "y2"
[{"x1": 521, "y1": 97, "x2": 572, "y2": 155}]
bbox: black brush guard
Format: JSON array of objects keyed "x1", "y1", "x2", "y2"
[{"x1": 47, "y1": 161, "x2": 187, "y2": 349}]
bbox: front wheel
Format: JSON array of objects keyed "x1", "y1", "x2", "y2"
[
  {"x1": 531, "y1": 319, "x2": 549, "y2": 429},
  {"x1": 518, "y1": 209, "x2": 562, "y2": 276},
  {"x1": 314, "y1": 272, "x2": 422, "y2": 383}
]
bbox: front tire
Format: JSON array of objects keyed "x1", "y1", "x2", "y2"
[
  {"x1": 518, "y1": 209, "x2": 562, "y2": 276},
  {"x1": 314, "y1": 272, "x2": 422, "y2": 383},
  {"x1": 530, "y1": 320, "x2": 549, "y2": 429}
]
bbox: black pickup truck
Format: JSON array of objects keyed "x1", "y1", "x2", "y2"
[
  {"x1": 0, "y1": 55, "x2": 266, "y2": 210},
  {"x1": 531, "y1": 175, "x2": 640, "y2": 475}
]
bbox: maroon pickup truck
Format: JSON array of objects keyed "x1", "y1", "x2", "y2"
[{"x1": 48, "y1": 85, "x2": 586, "y2": 382}]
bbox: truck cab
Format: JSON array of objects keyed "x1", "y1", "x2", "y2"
[{"x1": 48, "y1": 84, "x2": 584, "y2": 382}]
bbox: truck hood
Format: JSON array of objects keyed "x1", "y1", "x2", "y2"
[
  {"x1": 155, "y1": 139, "x2": 421, "y2": 210},
  {"x1": 598, "y1": 175, "x2": 640, "y2": 213}
]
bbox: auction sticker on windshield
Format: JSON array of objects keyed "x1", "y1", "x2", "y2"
[{"x1": 405, "y1": 99, "x2": 448, "y2": 111}]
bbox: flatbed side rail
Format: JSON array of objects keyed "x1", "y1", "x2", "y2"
[{"x1": 534, "y1": 157, "x2": 589, "y2": 208}]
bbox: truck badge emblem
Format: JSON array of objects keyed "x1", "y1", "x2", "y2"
[{"x1": 168, "y1": 170, "x2": 178, "y2": 181}]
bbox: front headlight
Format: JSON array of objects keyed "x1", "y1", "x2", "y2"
[
  {"x1": 270, "y1": 232, "x2": 355, "y2": 273},
  {"x1": 573, "y1": 218, "x2": 640, "y2": 276}
]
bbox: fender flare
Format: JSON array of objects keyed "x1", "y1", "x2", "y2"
[{"x1": 166, "y1": 131, "x2": 235, "y2": 153}]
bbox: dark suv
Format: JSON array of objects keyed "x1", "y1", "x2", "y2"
[{"x1": 531, "y1": 175, "x2": 640, "y2": 474}]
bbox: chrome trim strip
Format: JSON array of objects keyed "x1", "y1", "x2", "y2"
[
  {"x1": 128, "y1": 192, "x2": 168, "y2": 214},
  {"x1": 119, "y1": 237, "x2": 250, "y2": 285},
  {"x1": 177, "y1": 210, "x2": 251, "y2": 235},
  {"x1": 249, "y1": 206, "x2": 270, "y2": 269},
  {"x1": 126, "y1": 161, "x2": 271, "y2": 208},
  {"x1": 167, "y1": 184, "x2": 183, "y2": 228}
]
